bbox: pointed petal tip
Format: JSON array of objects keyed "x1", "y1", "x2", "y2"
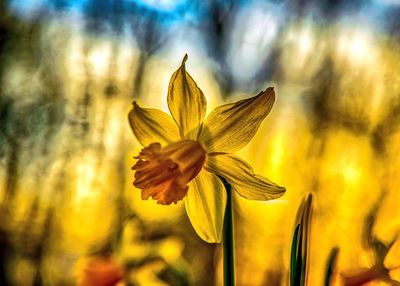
[
  {"x1": 130, "y1": 101, "x2": 141, "y2": 114},
  {"x1": 129, "y1": 101, "x2": 141, "y2": 118},
  {"x1": 259, "y1": 86, "x2": 275, "y2": 98},
  {"x1": 182, "y1": 53, "x2": 188, "y2": 65},
  {"x1": 276, "y1": 185, "x2": 287, "y2": 197},
  {"x1": 263, "y1": 86, "x2": 275, "y2": 96},
  {"x1": 259, "y1": 86, "x2": 276, "y2": 105},
  {"x1": 258, "y1": 183, "x2": 286, "y2": 200},
  {"x1": 128, "y1": 102, "x2": 180, "y2": 146},
  {"x1": 205, "y1": 155, "x2": 286, "y2": 201},
  {"x1": 199, "y1": 86, "x2": 276, "y2": 152},
  {"x1": 168, "y1": 52, "x2": 207, "y2": 140},
  {"x1": 274, "y1": 184, "x2": 286, "y2": 192}
]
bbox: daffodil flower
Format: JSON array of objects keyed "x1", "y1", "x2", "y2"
[{"x1": 128, "y1": 55, "x2": 285, "y2": 243}]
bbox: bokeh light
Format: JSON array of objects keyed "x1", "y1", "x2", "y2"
[{"x1": 1, "y1": 0, "x2": 400, "y2": 285}]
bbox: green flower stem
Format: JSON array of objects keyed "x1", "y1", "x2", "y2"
[{"x1": 221, "y1": 177, "x2": 235, "y2": 286}]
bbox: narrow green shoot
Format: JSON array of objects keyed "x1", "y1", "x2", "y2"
[
  {"x1": 221, "y1": 177, "x2": 234, "y2": 286},
  {"x1": 290, "y1": 193, "x2": 313, "y2": 286},
  {"x1": 324, "y1": 247, "x2": 339, "y2": 286}
]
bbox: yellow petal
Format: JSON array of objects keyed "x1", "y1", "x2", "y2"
[
  {"x1": 168, "y1": 54, "x2": 207, "y2": 140},
  {"x1": 205, "y1": 154, "x2": 285, "y2": 200},
  {"x1": 128, "y1": 102, "x2": 180, "y2": 146},
  {"x1": 184, "y1": 169, "x2": 226, "y2": 243},
  {"x1": 199, "y1": 87, "x2": 275, "y2": 153}
]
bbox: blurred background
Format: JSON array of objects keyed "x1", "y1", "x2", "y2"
[{"x1": 1, "y1": 0, "x2": 400, "y2": 285}]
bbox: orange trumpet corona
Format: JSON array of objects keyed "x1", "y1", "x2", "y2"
[{"x1": 133, "y1": 140, "x2": 206, "y2": 205}]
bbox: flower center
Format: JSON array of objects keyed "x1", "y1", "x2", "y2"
[{"x1": 132, "y1": 140, "x2": 206, "y2": 205}]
